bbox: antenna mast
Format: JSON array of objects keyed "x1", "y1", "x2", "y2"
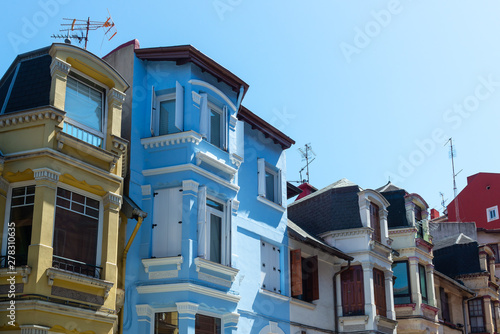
[
  {"x1": 297, "y1": 143, "x2": 316, "y2": 183},
  {"x1": 445, "y1": 138, "x2": 462, "y2": 221}
]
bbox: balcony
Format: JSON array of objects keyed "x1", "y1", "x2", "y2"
[{"x1": 52, "y1": 255, "x2": 102, "y2": 279}]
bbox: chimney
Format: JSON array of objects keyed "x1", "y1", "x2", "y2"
[
  {"x1": 430, "y1": 208, "x2": 440, "y2": 220},
  {"x1": 296, "y1": 183, "x2": 317, "y2": 201}
]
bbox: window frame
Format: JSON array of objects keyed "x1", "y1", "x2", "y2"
[
  {"x1": 257, "y1": 158, "x2": 282, "y2": 207},
  {"x1": 52, "y1": 184, "x2": 104, "y2": 274},
  {"x1": 439, "y1": 287, "x2": 451, "y2": 323},
  {"x1": 195, "y1": 313, "x2": 222, "y2": 334},
  {"x1": 486, "y1": 205, "x2": 499, "y2": 223},
  {"x1": 205, "y1": 197, "x2": 228, "y2": 265},
  {"x1": 488, "y1": 243, "x2": 500, "y2": 264},
  {"x1": 419, "y1": 264, "x2": 428, "y2": 304},
  {"x1": 370, "y1": 201, "x2": 381, "y2": 243},
  {"x1": 468, "y1": 298, "x2": 486, "y2": 333},
  {"x1": 207, "y1": 101, "x2": 224, "y2": 149},
  {"x1": 64, "y1": 69, "x2": 108, "y2": 147},
  {"x1": 290, "y1": 248, "x2": 319, "y2": 302},
  {"x1": 154, "y1": 311, "x2": 179, "y2": 334},
  {"x1": 392, "y1": 261, "x2": 412, "y2": 305},
  {"x1": 156, "y1": 92, "x2": 180, "y2": 136}
]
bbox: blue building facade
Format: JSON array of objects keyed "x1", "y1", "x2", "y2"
[{"x1": 105, "y1": 40, "x2": 295, "y2": 334}]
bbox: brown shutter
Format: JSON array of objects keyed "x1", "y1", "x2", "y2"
[
  {"x1": 310, "y1": 255, "x2": 319, "y2": 301},
  {"x1": 341, "y1": 265, "x2": 365, "y2": 316},
  {"x1": 370, "y1": 202, "x2": 381, "y2": 242},
  {"x1": 290, "y1": 249, "x2": 303, "y2": 297},
  {"x1": 373, "y1": 268, "x2": 387, "y2": 317}
]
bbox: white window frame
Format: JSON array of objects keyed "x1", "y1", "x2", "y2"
[
  {"x1": 260, "y1": 240, "x2": 282, "y2": 294},
  {"x1": 53, "y1": 184, "x2": 104, "y2": 268},
  {"x1": 205, "y1": 197, "x2": 229, "y2": 265},
  {"x1": 257, "y1": 158, "x2": 283, "y2": 208},
  {"x1": 64, "y1": 69, "x2": 108, "y2": 147},
  {"x1": 156, "y1": 92, "x2": 176, "y2": 136},
  {"x1": 199, "y1": 94, "x2": 228, "y2": 151},
  {"x1": 487, "y1": 205, "x2": 499, "y2": 222},
  {"x1": 207, "y1": 101, "x2": 224, "y2": 149},
  {"x1": 151, "y1": 82, "x2": 184, "y2": 137}
]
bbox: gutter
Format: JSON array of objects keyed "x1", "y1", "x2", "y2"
[{"x1": 333, "y1": 260, "x2": 351, "y2": 333}]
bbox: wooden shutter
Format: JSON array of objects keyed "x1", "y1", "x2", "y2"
[
  {"x1": 290, "y1": 249, "x2": 302, "y2": 297},
  {"x1": 150, "y1": 86, "x2": 157, "y2": 136},
  {"x1": 303, "y1": 255, "x2": 319, "y2": 301},
  {"x1": 197, "y1": 186, "x2": 207, "y2": 259},
  {"x1": 373, "y1": 268, "x2": 387, "y2": 317},
  {"x1": 175, "y1": 81, "x2": 184, "y2": 131},
  {"x1": 199, "y1": 94, "x2": 209, "y2": 138},
  {"x1": 341, "y1": 266, "x2": 365, "y2": 316},
  {"x1": 257, "y1": 158, "x2": 266, "y2": 197},
  {"x1": 370, "y1": 202, "x2": 381, "y2": 242}
]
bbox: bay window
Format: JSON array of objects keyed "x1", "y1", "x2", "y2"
[
  {"x1": 199, "y1": 94, "x2": 227, "y2": 150},
  {"x1": 392, "y1": 261, "x2": 411, "y2": 304},
  {"x1": 468, "y1": 298, "x2": 486, "y2": 333},
  {"x1": 419, "y1": 264, "x2": 428, "y2": 304},
  {"x1": 151, "y1": 82, "x2": 184, "y2": 137}
]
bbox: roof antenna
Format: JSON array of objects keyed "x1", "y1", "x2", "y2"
[
  {"x1": 445, "y1": 138, "x2": 462, "y2": 221},
  {"x1": 298, "y1": 143, "x2": 316, "y2": 183},
  {"x1": 439, "y1": 192, "x2": 447, "y2": 213}
]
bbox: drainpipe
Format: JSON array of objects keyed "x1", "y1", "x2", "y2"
[
  {"x1": 333, "y1": 260, "x2": 351, "y2": 333},
  {"x1": 235, "y1": 85, "x2": 244, "y2": 113},
  {"x1": 462, "y1": 293, "x2": 477, "y2": 334},
  {"x1": 119, "y1": 215, "x2": 145, "y2": 334}
]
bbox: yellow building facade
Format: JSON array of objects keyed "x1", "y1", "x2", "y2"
[{"x1": 0, "y1": 43, "x2": 128, "y2": 334}]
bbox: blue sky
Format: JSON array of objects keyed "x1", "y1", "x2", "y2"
[{"x1": 2, "y1": 1, "x2": 500, "y2": 213}]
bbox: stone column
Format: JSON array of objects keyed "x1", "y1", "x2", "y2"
[
  {"x1": 362, "y1": 262, "x2": 376, "y2": 329},
  {"x1": 49, "y1": 57, "x2": 71, "y2": 110},
  {"x1": 101, "y1": 191, "x2": 122, "y2": 310},
  {"x1": 384, "y1": 270, "x2": 396, "y2": 320},
  {"x1": 26, "y1": 168, "x2": 60, "y2": 295},
  {"x1": 223, "y1": 312, "x2": 239, "y2": 334},
  {"x1": 408, "y1": 257, "x2": 421, "y2": 311},
  {"x1": 483, "y1": 296, "x2": 493, "y2": 334},
  {"x1": 176, "y1": 301, "x2": 198, "y2": 334},
  {"x1": 426, "y1": 264, "x2": 437, "y2": 307}
]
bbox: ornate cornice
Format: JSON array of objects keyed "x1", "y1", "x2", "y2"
[
  {"x1": 141, "y1": 130, "x2": 202, "y2": 149},
  {"x1": 103, "y1": 192, "x2": 122, "y2": 211},
  {"x1": 33, "y1": 168, "x2": 60, "y2": 183},
  {"x1": 0, "y1": 108, "x2": 64, "y2": 129},
  {"x1": 389, "y1": 227, "x2": 417, "y2": 235},
  {"x1": 182, "y1": 180, "x2": 199, "y2": 193},
  {"x1": 230, "y1": 153, "x2": 243, "y2": 168},
  {"x1": 320, "y1": 227, "x2": 372, "y2": 239},
  {"x1": 20, "y1": 325, "x2": 51, "y2": 334},
  {"x1": 50, "y1": 57, "x2": 71, "y2": 77},
  {"x1": 222, "y1": 312, "x2": 240, "y2": 325},
  {"x1": 176, "y1": 301, "x2": 199, "y2": 315},
  {"x1": 229, "y1": 115, "x2": 238, "y2": 130},
  {"x1": 111, "y1": 135, "x2": 128, "y2": 155},
  {"x1": 107, "y1": 88, "x2": 126, "y2": 108},
  {"x1": 136, "y1": 304, "x2": 154, "y2": 319}
]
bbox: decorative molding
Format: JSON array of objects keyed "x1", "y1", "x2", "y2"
[
  {"x1": 107, "y1": 88, "x2": 126, "y2": 107},
  {"x1": 136, "y1": 283, "x2": 240, "y2": 303},
  {"x1": 0, "y1": 177, "x2": 9, "y2": 194},
  {"x1": 50, "y1": 57, "x2": 71, "y2": 77},
  {"x1": 222, "y1": 312, "x2": 240, "y2": 325},
  {"x1": 0, "y1": 266, "x2": 31, "y2": 284},
  {"x1": 189, "y1": 79, "x2": 237, "y2": 111},
  {"x1": 176, "y1": 301, "x2": 199, "y2": 315},
  {"x1": 141, "y1": 185, "x2": 151, "y2": 196},
  {"x1": 33, "y1": 168, "x2": 60, "y2": 183},
  {"x1": 194, "y1": 257, "x2": 239, "y2": 287},
  {"x1": 229, "y1": 115, "x2": 238, "y2": 129},
  {"x1": 230, "y1": 153, "x2": 243, "y2": 168},
  {"x1": 421, "y1": 303, "x2": 439, "y2": 314},
  {"x1": 59, "y1": 173, "x2": 107, "y2": 197},
  {"x1": 148, "y1": 270, "x2": 179, "y2": 280},
  {"x1": 142, "y1": 256, "x2": 183, "y2": 272},
  {"x1": 141, "y1": 130, "x2": 202, "y2": 149},
  {"x1": 103, "y1": 192, "x2": 122, "y2": 211},
  {"x1": 182, "y1": 180, "x2": 199, "y2": 193},
  {"x1": 111, "y1": 135, "x2": 128, "y2": 155},
  {"x1": 192, "y1": 91, "x2": 201, "y2": 105},
  {"x1": 136, "y1": 304, "x2": 154, "y2": 319},
  {"x1": 195, "y1": 151, "x2": 237, "y2": 180},
  {"x1": 415, "y1": 238, "x2": 433, "y2": 252},
  {"x1": 395, "y1": 303, "x2": 416, "y2": 310},
  {"x1": 20, "y1": 325, "x2": 50, "y2": 334},
  {"x1": 339, "y1": 315, "x2": 369, "y2": 325},
  {"x1": 142, "y1": 163, "x2": 239, "y2": 192},
  {"x1": 361, "y1": 262, "x2": 374, "y2": 271},
  {"x1": 46, "y1": 267, "x2": 113, "y2": 297},
  {"x1": 320, "y1": 227, "x2": 372, "y2": 239},
  {"x1": 290, "y1": 297, "x2": 316, "y2": 310},
  {"x1": 0, "y1": 108, "x2": 64, "y2": 129},
  {"x1": 256, "y1": 196, "x2": 286, "y2": 213},
  {"x1": 259, "y1": 288, "x2": 289, "y2": 301},
  {"x1": 232, "y1": 199, "x2": 240, "y2": 213},
  {"x1": 388, "y1": 227, "x2": 417, "y2": 235}
]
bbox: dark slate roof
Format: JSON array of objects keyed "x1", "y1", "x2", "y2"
[
  {"x1": 433, "y1": 233, "x2": 476, "y2": 251},
  {"x1": 376, "y1": 181, "x2": 405, "y2": 193},
  {"x1": 433, "y1": 242, "x2": 481, "y2": 278},
  {"x1": 288, "y1": 219, "x2": 353, "y2": 261},
  {"x1": 0, "y1": 47, "x2": 51, "y2": 114},
  {"x1": 379, "y1": 189, "x2": 410, "y2": 228},
  {"x1": 288, "y1": 178, "x2": 363, "y2": 236}
]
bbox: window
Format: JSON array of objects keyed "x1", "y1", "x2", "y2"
[
  {"x1": 152, "y1": 188, "x2": 183, "y2": 258},
  {"x1": 257, "y1": 158, "x2": 282, "y2": 205},
  {"x1": 155, "y1": 312, "x2": 178, "y2": 334},
  {"x1": 370, "y1": 202, "x2": 381, "y2": 242},
  {"x1": 261, "y1": 241, "x2": 281, "y2": 294},
  {"x1": 290, "y1": 249, "x2": 319, "y2": 302},
  {"x1": 3, "y1": 185, "x2": 35, "y2": 267},
  {"x1": 195, "y1": 314, "x2": 221, "y2": 334},
  {"x1": 373, "y1": 268, "x2": 387, "y2": 317},
  {"x1": 64, "y1": 74, "x2": 105, "y2": 147},
  {"x1": 492, "y1": 301, "x2": 498, "y2": 334},
  {"x1": 439, "y1": 287, "x2": 451, "y2": 323},
  {"x1": 341, "y1": 265, "x2": 364, "y2": 316},
  {"x1": 199, "y1": 94, "x2": 227, "y2": 150},
  {"x1": 414, "y1": 205, "x2": 425, "y2": 238},
  {"x1": 197, "y1": 188, "x2": 231, "y2": 266},
  {"x1": 151, "y1": 82, "x2": 184, "y2": 137},
  {"x1": 419, "y1": 264, "x2": 428, "y2": 304},
  {"x1": 392, "y1": 261, "x2": 411, "y2": 304},
  {"x1": 53, "y1": 187, "x2": 101, "y2": 278},
  {"x1": 487, "y1": 206, "x2": 499, "y2": 222},
  {"x1": 468, "y1": 298, "x2": 486, "y2": 333},
  {"x1": 488, "y1": 243, "x2": 500, "y2": 264}
]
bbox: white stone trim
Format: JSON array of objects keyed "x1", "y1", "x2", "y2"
[
  {"x1": 290, "y1": 297, "x2": 316, "y2": 310},
  {"x1": 103, "y1": 192, "x2": 122, "y2": 211},
  {"x1": 50, "y1": 57, "x2": 71, "y2": 77},
  {"x1": 142, "y1": 163, "x2": 239, "y2": 192},
  {"x1": 258, "y1": 288, "x2": 289, "y2": 301},
  {"x1": 107, "y1": 88, "x2": 126, "y2": 106},
  {"x1": 320, "y1": 227, "x2": 372, "y2": 239},
  {"x1": 136, "y1": 283, "x2": 240, "y2": 303},
  {"x1": 256, "y1": 196, "x2": 286, "y2": 213},
  {"x1": 189, "y1": 79, "x2": 237, "y2": 111},
  {"x1": 222, "y1": 312, "x2": 240, "y2": 324},
  {"x1": 20, "y1": 324, "x2": 51, "y2": 334},
  {"x1": 33, "y1": 168, "x2": 60, "y2": 183},
  {"x1": 0, "y1": 108, "x2": 64, "y2": 129},
  {"x1": 176, "y1": 301, "x2": 199, "y2": 315},
  {"x1": 141, "y1": 130, "x2": 202, "y2": 149},
  {"x1": 46, "y1": 268, "x2": 113, "y2": 297},
  {"x1": 259, "y1": 321, "x2": 286, "y2": 334},
  {"x1": 230, "y1": 153, "x2": 243, "y2": 168},
  {"x1": 141, "y1": 184, "x2": 151, "y2": 196},
  {"x1": 192, "y1": 91, "x2": 201, "y2": 105},
  {"x1": 182, "y1": 180, "x2": 199, "y2": 193},
  {"x1": 142, "y1": 256, "x2": 183, "y2": 272},
  {"x1": 136, "y1": 304, "x2": 154, "y2": 319},
  {"x1": 194, "y1": 257, "x2": 239, "y2": 287},
  {"x1": 0, "y1": 266, "x2": 31, "y2": 284},
  {"x1": 196, "y1": 151, "x2": 237, "y2": 179}
]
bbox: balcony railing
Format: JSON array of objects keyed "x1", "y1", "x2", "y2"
[
  {"x1": 52, "y1": 255, "x2": 102, "y2": 279},
  {"x1": 63, "y1": 122, "x2": 103, "y2": 148}
]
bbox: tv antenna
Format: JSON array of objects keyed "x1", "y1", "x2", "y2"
[
  {"x1": 439, "y1": 192, "x2": 447, "y2": 212},
  {"x1": 445, "y1": 138, "x2": 462, "y2": 221},
  {"x1": 51, "y1": 10, "x2": 117, "y2": 49},
  {"x1": 297, "y1": 143, "x2": 316, "y2": 183}
]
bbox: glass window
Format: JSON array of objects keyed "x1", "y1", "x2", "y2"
[
  {"x1": 469, "y1": 298, "x2": 485, "y2": 333},
  {"x1": 419, "y1": 264, "x2": 428, "y2": 304},
  {"x1": 53, "y1": 187, "x2": 100, "y2": 278},
  {"x1": 4, "y1": 186, "x2": 35, "y2": 267},
  {"x1": 155, "y1": 312, "x2": 178, "y2": 334},
  {"x1": 209, "y1": 107, "x2": 222, "y2": 148},
  {"x1": 392, "y1": 261, "x2": 411, "y2": 304},
  {"x1": 65, "y1": 76, "x2": 104, "y2": 132},
  {"x1": 439, "y1": 287, "x2": 451, "y2": 322},
  {"x1": 159, "y1": 99, "x2": 179, "y2": 135},
  {"x1": 265, "y1": 170, "x2": 276, "y2": 203},
  {"x1": 195, "y1": 314, "x2": 221, "y2": 334},
  {"x1": 206, "y1": 199, "x2": 226, "y2": 265}
]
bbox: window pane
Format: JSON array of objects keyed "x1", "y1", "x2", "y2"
[
  {"x1": 265, "y1": 171, "x2": 275, "y2": 202},
  {"x1": 159, "y1": 100, "x2": 178, "y2": 135},
  {"x1": 419, "y1": 264, "x2": 428, "y2": 302},
  {"x1": 9, "y1": 204, "x2": 34, "y2": 266},
  {"x1": 65, "y1": 76, "x2": 103, "y2": 131},
  {"x1": 392, "y1": 261, "x2": 411, "y2": 304},
  {"x1": 155, "y1": 312, "x2": 178, "y2": 334},
  {"x1": 209, "y1": 214, "x2": 222, "y2": 264},
  {"x1": 209, "y1": 108, "x2": 221, "y2": 148},
  {"x1": 195, "y1": 314, "x2": 221, "y2": 334}
]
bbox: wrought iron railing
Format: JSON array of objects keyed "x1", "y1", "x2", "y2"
[{"x1": 52, "y1": 255, "x2": 102, "y2": 279}]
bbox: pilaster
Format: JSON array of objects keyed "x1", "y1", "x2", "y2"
[
  {"x1": 223, "y1": 313, "x2": 239, "y2": 334},
  {"x1": 49, "y1": 57, "x2": 71, "y2": 110},
  {"x1": 106, "y1": 88, "x2": 126, "y2": 149},
  {"x1": 176, "y1": 302, "x2": 198, "y2": 334},
  {"x1": 483, "y1": 296, "x2": 493, "y2": 334},
  {"x1": 408, "y1": 256, "x2": 421, "y2": 312},
  {"x1": 384, "y1": 270, "x2": 396, "y2": 320},
  {"x1": 426, "y1": 264, "x2": 437, "y2": 307},
  {"x1": 361, "y1": 262, "x2": 376, "y2": 329},
  {"x1": 182, "y1": 181, "x2": 198, "y2": 271}
]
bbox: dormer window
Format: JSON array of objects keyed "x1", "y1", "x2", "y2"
[
  {"x1": 64, "y1": 74, "x2": 105, "y2": 147},
  {"x1": 414, "y1": 205, "x2": 424, "y2": 238}
]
